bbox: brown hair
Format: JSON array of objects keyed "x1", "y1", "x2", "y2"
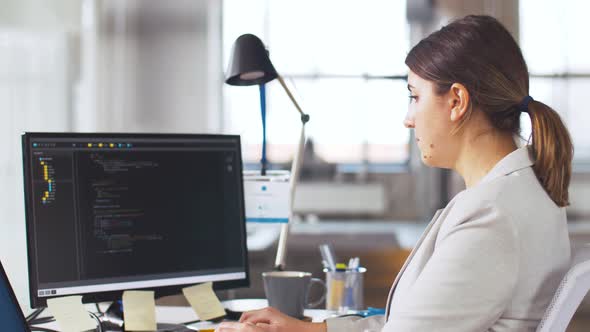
[{"x1": 405, "y1": 15, "x2": 573, "y2": 207}]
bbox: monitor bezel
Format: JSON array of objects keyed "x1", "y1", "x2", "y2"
[{"x1": 22, "y1": 132, "x2": 250, "y2": 308}]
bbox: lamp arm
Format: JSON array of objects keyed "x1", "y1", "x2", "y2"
[
  {"x1": 276, "y1": 76, "x2": 310, "y2": 122},
  {"x1": 273, "y1": 123, "x2": 306, "y2": 271},
  {"x1": 273, "y1": 78, "x2": 308, "y2": 271}
]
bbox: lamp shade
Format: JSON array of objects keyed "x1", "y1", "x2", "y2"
[{"x1": 225, "y1": 34, "x2": 278, "y2": 86}]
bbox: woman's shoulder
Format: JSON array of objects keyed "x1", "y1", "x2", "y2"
[
  {"x1": 442, "y1": 167, "x2": 565, "y2": 232},
  {"x1": 457, "y1": 166, "x2": 557, "y2": 209}
]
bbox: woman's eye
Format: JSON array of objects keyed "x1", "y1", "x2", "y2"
[{"x1": 408, "y1": 95, "x2": 418, "y2": 103}]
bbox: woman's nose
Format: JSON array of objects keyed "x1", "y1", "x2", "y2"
[{"x1": 404, "y1": 111, "x2": 415, "y2": 128}]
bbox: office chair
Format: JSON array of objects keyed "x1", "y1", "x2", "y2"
[{"x1": 536, "y1": 245, "x2": 590, "y2": 332}]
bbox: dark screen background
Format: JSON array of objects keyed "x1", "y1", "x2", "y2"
[{"x1": 76, "y1": 150, "x2": 243, "y2": 279}]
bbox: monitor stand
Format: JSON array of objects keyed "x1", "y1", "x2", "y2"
[{"x1": 101, "y1": 301, "x2": 191, "y2": 332}]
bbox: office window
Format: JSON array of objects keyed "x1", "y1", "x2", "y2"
[
  {"x1": 520, "y1": 0, "x2": 590, "y2": 161},
  {"x1": 222, "y1": 0, "x2": 410, "y2": 167}
]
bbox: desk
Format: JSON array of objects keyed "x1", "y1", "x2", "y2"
[{"x1": 36, "y1": 305, "x2": 334, "y2": 331}]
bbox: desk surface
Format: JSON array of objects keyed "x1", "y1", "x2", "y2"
[{"x1": 37, "y1": 304, "x2": 334, "y2": 331}]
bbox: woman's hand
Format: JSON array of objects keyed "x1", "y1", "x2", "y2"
[
  {"x1": 216, "y1": 321, "x2": 264, "y2": 332},
  {"x1": 216, "y1": 307, "x2": 326, "y2": 332},
  {"x1": 240, "y1": 306, "x2": 312, "y2": 332}
]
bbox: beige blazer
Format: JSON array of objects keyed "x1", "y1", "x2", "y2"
[{"x1": 327, "y1": 146, "x2": 571, "y2": 332}]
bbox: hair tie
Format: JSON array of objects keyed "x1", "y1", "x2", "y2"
[{"x1": 518, "y1": 95, "x2": 534, "y2": 113}]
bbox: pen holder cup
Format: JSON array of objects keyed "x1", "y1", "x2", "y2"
[{"x1": 324, "y1": 267, "x2": 366, "y2": 313}]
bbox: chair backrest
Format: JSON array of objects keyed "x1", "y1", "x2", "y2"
[{"x1": 536, "y1": 246, "x2": 590, "y2": 332}]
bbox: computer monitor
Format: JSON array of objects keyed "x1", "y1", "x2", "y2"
[{"x1": 22, "y1": 133, "x2": 249, "y2": 308}]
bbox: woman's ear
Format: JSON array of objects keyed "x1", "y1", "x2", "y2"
[{"x1": 448, "y1": 83, "x2": 470, "y2": 122}]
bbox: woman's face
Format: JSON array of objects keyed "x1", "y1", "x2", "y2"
[{"x1": 404, "y1": 70, "x2": 458, "y2": 168}]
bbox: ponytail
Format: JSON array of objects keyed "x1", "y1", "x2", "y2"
[{"x1": 528, "y1": 100, "x2": 573, "y2": 207}]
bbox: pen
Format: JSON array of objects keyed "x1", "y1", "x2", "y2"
[
  {"x1": 347, "y1": 258, "x2": 354, "y2": 269},
  {"x1": 345, "y1": 257, "x2": 360, "y2": 309},
  {"x1": 319, "y1": 244, "x2": 337, "y2": 271},
  {"x1": 352, "y1": 257, "x2": 360, "y2": 270}
]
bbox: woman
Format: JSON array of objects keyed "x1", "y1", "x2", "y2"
[{"x1": 217, "y1": 15, "x2": 573, "y2": 332}]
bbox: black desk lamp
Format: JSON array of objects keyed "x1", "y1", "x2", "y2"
[{"x1": 225, "y1": 34, "x2": 310, "y2": 270}]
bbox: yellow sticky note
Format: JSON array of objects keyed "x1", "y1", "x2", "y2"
[
  {"x1": 46, "y1": 296, "x2": 97, "y2": 332},
  {"x1": 122, "y1": 290, "x2": 157, "y2": 331},
  {"x1": 182, "y1": 282, "x2": 226, "y2": 321}
]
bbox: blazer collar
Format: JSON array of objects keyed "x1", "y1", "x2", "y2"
[{"x1": 479, "y1": 145, "x2": 534, "y2": 185}]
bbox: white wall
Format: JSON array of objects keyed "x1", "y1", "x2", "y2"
[
  {"x1": 0, "y1": 31, "x2": 74, "y2": 313},
  {"x1": 0, "y1": 0, "x2": 222, "y2": 312},
  {"x1": 0, "y1": 0, "x2": 80, "y2": 312},
  {"x1": 76, "y1": 0, "x2": 222, "y2": 134}
]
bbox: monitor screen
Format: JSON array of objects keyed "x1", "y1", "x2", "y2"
[{"x1": 22, "y1": 133, "x2": 249, "y2": 308}]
